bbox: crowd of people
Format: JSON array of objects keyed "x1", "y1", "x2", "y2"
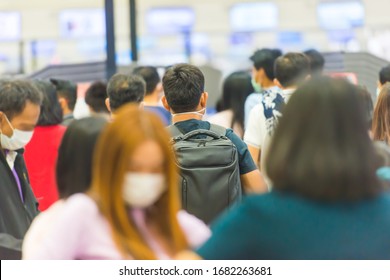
[{"x1": 1, "y1": 48, "x2": 390, "y2": 260}]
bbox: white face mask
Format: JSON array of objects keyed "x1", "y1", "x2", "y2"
[
  {"x1": 122, "y1": 173, "x2": 166, "y2": 208},
  {"x1": 171, "y1": 107, "x2": 206, "y2": 118},
  {"x1": 0, "y1": 114, "x2": 34, "y2": 151},
  {"x1": 251, "y1": 78, "x2": 262, "y2": 93}
]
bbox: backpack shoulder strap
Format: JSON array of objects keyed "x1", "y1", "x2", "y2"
[
  {"x1": 209, "y1": 123, "x2": 227, "y2": 137},
  {"x1": 168, "y1": 124, "x2": 184, "y2": 139}
]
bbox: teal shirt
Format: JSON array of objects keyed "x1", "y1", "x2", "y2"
[{"x1": 197, "y1": 191, "x2": 390, "y2": 259}]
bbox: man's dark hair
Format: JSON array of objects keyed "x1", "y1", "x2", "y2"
[
  {"x1": 85, "y1": 81, "x2": 109, "y2": 113},
  {"x1": 56, "y1": 117, "x2": 107, "y2": 199},
  {"x1": 107, "y1": 74, "x2": 145, "y2": 112},
  {"x1": 50, "y1": 78, "x2": 78, "y2": 111},
  {"x1": 250, "y1": 48, "x2": 282, "y2": 80},
  {"x1": 0, "y1": 79, "x2": 43, "y2": 120},
  {"x1": 303, "y1": 49, "x2": 325, "y2": 75},
  {"x1": 274, "y1": 52, "x2": 310, "y2": 88},
  {"x1": 379, "y1": 65, "x2": 390, "y2": 85},
  {"x1": 132, "y1": 66, "x2": 160, "y2": 96},
  {"x1": 266, "y1": 77, "x2": 381, "y2": 202},
  {"x1": 162, "y1": 63, "x2": 205, "y2": 113},
  {"x1": 33, "y1": 80, "x2": 63, "y2": 126}
]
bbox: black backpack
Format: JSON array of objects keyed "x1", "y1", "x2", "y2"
[{"x1": 169, "y1": 123, "x2": 242, "y2": 224}]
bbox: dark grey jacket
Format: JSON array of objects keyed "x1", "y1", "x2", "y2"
[{"x1": 0, "y1": 149, "x2": 39, "y2": 259}]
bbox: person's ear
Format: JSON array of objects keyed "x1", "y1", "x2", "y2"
[
  {"x1": 58, "y1": 97, "x2": 67, "y2": 111},
  {"x1": 257, "y1": 68, "x2": 265, "y2": 81},
  {"x1": 378, "y1": 80, "x2": 383, "y2": 89},
  {"x1": 105, "y1": 98, "x2": 111, "y2": 113},
  {"x1": 200, "y1": 92, "x2": 208, "y2": 108},
  {"x1": 274, "y1": 78, "x2": 283, "y2": 89},
  {"x1": 0, "y1": 111, "x2": 12, "y2": 137},
  {"x1": 161, "y1": 96, "x2": 171, "y2": 112},
  {"x1": 251, "y1": 66, "x2": 258, "y2": 77},
  {"x1": 139, "y1": 101, "x2": 144, "y2": 110}
]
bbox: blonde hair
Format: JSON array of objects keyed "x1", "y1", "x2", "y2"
[{"x1": 90, "y1": 104, "x2": 188, "y2": 259}]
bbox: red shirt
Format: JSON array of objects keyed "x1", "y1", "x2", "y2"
[{"x1": 24, "y1": 125, "x2": 66, "y2": 211}]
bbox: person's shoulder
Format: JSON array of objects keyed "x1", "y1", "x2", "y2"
[
  {"x1": 245, "y1": 93, "x2": 262, "y2": 103},
  {"x1": 241, "y1": 192, "x2": 290, "y2": 211},
  {"x1": 177, "y1": 210, "x2": 211, "y2": 248},
  {"x1": 66, "y1": 193, "x2": 96, "y2": 207},
  {"x1": 177, "y1": 210, "x2": 207, "y2": 227},
  {"x1": 63, "y1": 193, "x2": 99, "y2": 217},
  {"x1": 262, "y1": 89, "x2": 284, "y2": 102},
  {"x1": 224, "y1": 127, "x2": 240, "y2": 139},
  {"x1": 254, "y1": 102, "x2": 264, "y2": 111},
  {"x1": 248, "y1": 103, "x2": 265, "y2": 119},
  {"x1": 374, "y1": 192, "x2": 390, "y2": 206}
]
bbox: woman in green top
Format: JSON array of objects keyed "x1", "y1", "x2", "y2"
[{"x1": 178, "y1": 76, "x2": 390, "y2": 260}]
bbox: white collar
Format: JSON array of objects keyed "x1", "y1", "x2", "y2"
[{"x1": 5, "y1": 150, "x2": 17, "y2": 170}]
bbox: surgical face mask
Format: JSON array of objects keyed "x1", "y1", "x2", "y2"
[
  {"x1": 122, "y1": 173, "x2": 166, "y2": 208},
  {"x1": 251, "y1": 78, "x2": 262, "y2": 93},
  {"x1": 0, "y1": 115, "x2": 34, "y2": 151},
  {"x1": 171, "y1": 107, "x2": 206, "y2": 118}
]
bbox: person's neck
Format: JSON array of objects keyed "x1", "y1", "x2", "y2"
[
  {"x1": 143, "y1": 92, "x2": 160, "y2": 106},
  {"x1": 262, "y1": 79, "x2": 275, "y2": 89},
  {"x1": 172, "y1": 112, "x2": 203, "y2": 124},
  {"x1": 63, "y1": 108, "x2": 73, "y2": 116}
]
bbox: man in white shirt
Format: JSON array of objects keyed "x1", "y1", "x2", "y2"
[
  {"x1": 244, "y1": 53, "x2": 310, "y2": 187},
  {"x1": 244, "y1": 48, "x2": 282, "y2": 126}
]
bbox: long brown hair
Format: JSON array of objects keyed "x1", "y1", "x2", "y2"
[
  {"x1": 266, "y1": 77, "x2": 381, "y2": 201},
  {"x1": 90, "y1": 104, "x2": 188, "y2": 259},
  {"x1": 372, "y1": 83, "x2": 390, "y2": 144}
]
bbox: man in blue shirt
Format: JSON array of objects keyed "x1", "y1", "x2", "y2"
[
  {"x1": 133, "y1": 66, "x2": 171, "y2": 125},
  {"x1": 161, "y1": 63, "x2": 267, "y2": 194}
]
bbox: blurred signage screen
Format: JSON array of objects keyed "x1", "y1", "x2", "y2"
[
  {"x1": 317, "y1": 1, "x2": 364, "y2": 30},
  {"x1": 146, "y1": 7, "x2": 195, "y2": 34},
  {"x1": 60, "y1": 9, "x2": 105, "y2": 38},
  {"x1": 0, "y1": 12, "x2": 21, "y2": 41},
  {"x1": 230, "y1": 2, "x2": 278, "y2": 32}
]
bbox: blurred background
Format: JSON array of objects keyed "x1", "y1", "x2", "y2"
[{"x1": 0, "y1": 0, "x2": 389, "y2": 107}]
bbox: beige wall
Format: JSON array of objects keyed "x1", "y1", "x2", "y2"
[{"x1": 0, "y1": 0, "x2": 389, "y2": 75}]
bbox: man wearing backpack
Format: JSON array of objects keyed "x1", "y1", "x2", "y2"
[{"x1": 161, "y1": 63, "x2": 267, "y2": 224}]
